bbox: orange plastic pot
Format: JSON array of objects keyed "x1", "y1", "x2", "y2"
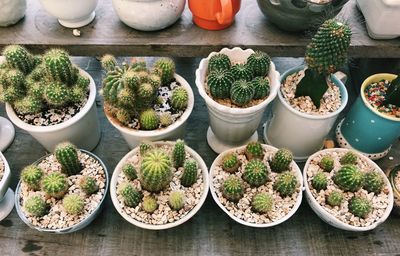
[{"x1": 188, "y1": 0, "x2": 241, "y2": 30}]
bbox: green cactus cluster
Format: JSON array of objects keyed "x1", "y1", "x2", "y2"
[
  {"x1": 312, "y1": 172, "x2": 328, "y2": 191},
  {"x1": 319, "y1": 155, "x2": 334, "y2": 172},
  {"x1": 122, "y1": 163, "x2": 138, "y2": 180},
  {"x1": 54, "y1": 142, "x2": 81, "y2": 176},
  {"x1": 24, "y1": 195, "x2": 49, "y2": 217},
  {"x1": 333, "y1": 165, "x2": 364, "y2": 192},
  {"x1": 21, "y1": 165, "x2": 44, "y2": 191},
  {"x1": 181, "y1": 159, "x2": 198, "y2": 187},
  {"x1": 222, "y1": 153, "x2": 240, "y2": 173},
  {"x1": 222, "y1": 176, "x2": 244, "y2": 202},
  {"x1": 243, "y1": 159, "x2": 269, "y2": 187},
  {"x1": 251, "y1": 193, "x2": 273, "y2": 213},
  {"x1": 348, "y1": 196, "x2": 372, "y2": 218},
  {"x1": 79, "y1": 176, "x2": 99, "y2": 195},
  {"x1": 62, "y1": 194, "x2": 84, "y2": 215},
  {"x1": 140, "y1": 149, "x2": 172, "y2": 192},
  {"x1": 273, "y1": 171, "x2": 298, "y2": 197},
  {"x1": 340, "y1": 151, "x2": 358, "y2": 165},
  {"x1": 270, "y1": 148, "x2": 293, "y2": 173},
  {"x1": 119, "y1": 183, "x2": 143, "y2": 208},
  {"x1": 41, "y1": 172, "x2": 69, "y2": 199},
  {"x1": 245, "y1": 142, "x2": 264, "y2": 160},
  {"x1": 326, "y1": 190, "x2": 344, "y2": 207},
  {"x1": 142, "y1": 196, "x2": 158, "y2": 213},
  {"x1": 363, "y1": 171, "x2": 384, "y2": 194},
  {"x1": 168, "y1": 191, "x2": 185, "y2": 211}
]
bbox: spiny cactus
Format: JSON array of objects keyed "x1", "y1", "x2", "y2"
[
  {"x1": 26, "y1": 80, "x2": 44, "y2": 98},
  {"x1": 326, "y1": 190, "x2": 344, "y2": 207},
  {"x1": 21, "y1": 165, "x2": 44, "y2": 191},
  {"x1": 340, "y1": 151, "x2": 358, "y2": 165},
  {"x1": 274, "y1": 171, "x2": 298, "y2": 197},
  {"x1": 319, "y1": 155, "x2": 334, "y2": 172},
  {"x1": 54, "y1": 142, "x2": 81, "y2": 176},
  {"x1": 139, "y1": 109, "x2": 159, "y2": 130},
  {"x1": 79, "y1": 176, "x2": 99, "y2": 195},
  {"x1": 43, "y1": 49, "x2": 77, "y2": 86},
  {"x1": 63, "y1": 194, "x2": 84, "y2": 215},
  {"x1": 333, "y1": 165, "x2": 363, "y2": 192},
  {"x1": 251, "y1": 77, "x2": 270, "y2": 100},
  {"x1": 180, "y1": 159, "x2": 198, "y2": 187},
  {"x1": 207, "y1": 69, "x2": 235, "y2": 99},
  {"x1": 172, "y1": 139, "x2": 186, "y2": 168},
  {"x1": 122, "y1": 163, "x2": 138, "y2": 180},
  {"x1": 208, "y1": 53, "x2": 231, "y2": 72},
  {"x1": 231, "y1": 64, "x2": 253, "y2": 82},
  {"x1": 270, "y1": 148, "x2": 293, "y2": 173},
  {"x1": 24, "y1": 195, "x2": 49, "y2": 217},
  {"x1": 44, "y1": 82, "x2": 70, "y2": 107},
  {"x1": 348, "y1": 196, "x2": 372, "y2": 218},
  {"x1": 68, "y1": 86, "x2": 87, "y2": 104},
  {"x1": 230, "y1": 80, "x2": 255, "y2": 106},
  {"x1": 222, "y1": 153, "x2": 240, "y2": 173},
  {"x1": 251, "y1": 193, "x2": 273, "y2": 213},
  {"x1": 139, "y1": 142, "x2": 153, "y2": 156},
  {"x1": 245, "y1": 141, "x2": 264, "y2": 160},
  {"x1": 142, "y1": 196, "x2": 158, "y2": 213},
  {"x1": 170, "y1": 87, "x2": 188, "y2": 110},
  {"x1": 140, "y1": 149, "x2": 172, "y2": 192},
  {"x1": 118, "y1": 183, "x2": 143, "y2": 208},
  {"x1": 138, "y1": 83, "x2": 154, "y2": 99},
  {"x1": 247, "y1": 51, "x2": 271, "y2": 77},
  {"x1": 168, "y1": 191, "x2": 185, "y2": 211},
  {"x1": 363, "y1": 171, "x2": 385, "y2": 194},
  {"x1": 41, "y1": 172, "x2": 69, "y2": 199},
  {"x1": 222, "y1": 176, "x2": 244, "y2": 202},
  {"x1": 13, "y1": 96, "x2": 42, "y2": 115},
  {"x1": 159, "y1": 112, "x2": 173, "y2": 127},
  {"x1": 0, "y1": 69, "x2": 26, "y2": 103},
  {"x1": 153, "y1": 58, "x2": 175, "y2": 85},
  {"x1": 3, "y1": 45, "x2": 35, "y2": 75},
  {"x1": 243, "y1": 159, "x2": 269, "y2": 187},
  {"x1": 101, "y1": 54, "x2": 118, "y2": 72},
  {"x1": 312, "y1": 172, "x2": 328, "y2": 191}
]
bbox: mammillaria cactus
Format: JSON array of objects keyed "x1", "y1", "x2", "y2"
[
  {"x1": 122, "y1": 163, "x2": 138, "y2": 180},
  {"x1": 142, "y1": 196, "x2": 158, "y2": 213},
  {"x1": 2, "y1": 45, "x2": 36, "y2": 75},
  {"x1": 319, "y1": 155, "x2": 334, "y2": 172},
  {"x1": 41, "y1": 172, "x2": 69, "y2": 199},
  {"x1": 63, "y1": 194, "x2": 84, "y2": 215},
  {"x1": 363, "y1": 171, "x2": 385, "y2": 194},
  {"x1": 153, "y1": 58, "x2": 175, "y2": 85},
  {"x1": 24, "y1": 195, "x2": 49, "y2": 217},
  {"x1": 251, "y1": 193, "x2": 273, "y2": 213},
  {"x1": 43, "y1": 49, "x2": 77, "y2": 86},
  {"x1": 172, "y1": 139, "x2": 186, "y2": 168},
  {"x1": 168, "y1": 191, "x2": 185, "y2": 211},
  {"x1": 247, "y1": 51, "x2": 271, "y2": 77},
  {"x1": 159, "y1": 112, "x2": 173, "y2": 127},
  {"x1": 273, "y1": 171, "x2": 298, "y2": 197},
  {"x1": 222, "y1": 153, "x2": 240, "y2": 173},
  {"x1": 348, "y1": 196, "x2": 372, "y2": 218},
  {"x1": 312, "y1": 172, "x2": 328, "y2": 191},
  {"x1": 340, "y1": 151, "x2": 358, "y2": 165},
  {"x1": 139, "y1": 109, "x2": 159, "y2": 130},
  {"x1": 269, "y1": 148, "x2": 293, "y2": 173},
  {"x1": 326, "y1": 190, "x2": 344, "y2": 207},
  {"x1": 180, "y1": 159, "x2": 198, "y2": 187},
  {"x1": 140, "y1": 149, "x2": 172, "y2": 192},
  {"x1": 170, "y1": 87, "x2": 188, "y2": 110},
  {"x1": 230, "y1": 80, "x2": 255, "y2": 106},
  {"x1": 231, "y1": 64, "x2": 253, "y2": 82},
  {"x1": 207, "y1": 69, "x2": 235, "y2": 99},
  {"x1": 100, "y1": 54, "x2": 118, "y2": 72},
  {"x1": 251, "y1": 77, "x2": 270, "y2": 100},
  {"x1": 43, "y1": 82, "x2": 70, "y2": 107},
  {"x1": 243, "y1": 159, "x2": 269, "y2": 187},
  {"x1": 21, "y1": 165, "x2": 44, "y2": 191},
  {"x1": 139, "y1": 142, "x2": 153, "y2": 156},
  {"x1": 245, "y1": 142, "x2": 264, "y2": 160},
  {"x1": 54, "y1": 142, "x2": 81, "y2": 176},
  {"x1": 118, "y1": 183, "x2": 143, "y2": 208},
  {"x1": 333, "y1": 165, "x2": 363, "y2": 192},
  {"x1": 79, "y1": 176, "x2": 99, "y2": 195},
  {"x1": 222, "y1": 176, "x2": 244, "y2": 202},
  {"x1": 208, "y1": 53, "x2": 231, "y2": 72}
]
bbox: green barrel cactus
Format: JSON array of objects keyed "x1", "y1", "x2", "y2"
[
  {"x1": 172, "y1": 139, "x2": 186, "y2": 168},
  {"x1": 231, "y1": 64, "x2": 253, "y2": 81},
  {"x1": 208, "y1": 53, "x2": 231, "y2": 72},
  {"x1": 243, "y1": 159, "x2": 269, "y2": 187},
  {"x1": 273, "y1": 171, "x2": 298, "y2": 197},
  {"x1": 115, "y1": 108, "x2": 132, "y2": 125},
  {"x1": 251, "y1": 77, "x2": 270, "y2": 100},
  {"x1": 68, "y1": 86, "x2": 87, "y2": 104},
  {"x1": 13, "y1": 96, "x2": 43, "y2": 115},
  {"x1": 41, "y1": 172, "x2": 69, "y2": 199},
  {"x1": 348, "y1": 196, "x2": 372, "y2": 218},
  {"x1": 270, "y1": 148, "x2": 293, "y2": 173},
  {"x1": 326, "y1": 190, "x2": 344, "y2": 207},
  {"x1": 122, "y1": 163, "x2": 138, "y2": 180},
  {"x1": 230, "y1": 80, "x2": 255, "y2": 106},
  {"x1": 3, "y1": 45, "x2": 35, "y2": 75},
  {"x1": 180, "y1": 159, "x2": 198, "y2": 187},
  {"x1": 21, "y1": 165, "x2": 44, "y2": 191},
  {"x1": 311, "y1": 172, "x2": 328, "y2": 191},
  {"x1": 251, "y1": 193, "x2": 273, "y2": 213},
  {"x1": 319, "y1": 155, "x2": 334, "y2": 172},
  {"x1": 207, "y1": 69, "x2": 235, "y2": 99},
  {"x1": 54, "y1": 142, "x2": 81, "y2": 176},
  {"x1": 245, "y1": 141, "x2": 264, "y2": 160},
  {"x1": 363, "y1": 171, "x2": 385, "y2": 194},
  {"x1": 118, "y1": 183, "x2": 143, "y2": 208},
  {"x1": 100, "y1": 54, "x2": 118, "y2": 72},
  {"x1": 222, "y1": 176, "x2": 244, "y2": 202},
  {"x1": 142, "y1": 196, "x2": 158, "y2": 213},
  {"x1": 24, "y1": 195, "x2": 49, "y2": 217},
  {"x1": 140, "y1": 149, "x2": 172, "y2": 192},
  {"x1": 139, "y1": 109, "x2": 159, "y2": 130},
  {"x1": 340, "y1": 151, "x2": 358, "y2": 165},
  {"x1": 44, "y1": 82, "x2": 70, "y2": 107},
  {"x1": 43, "y1": 49, "x2": 77, "y2": 86},
  {"x1": 333, "y1": 165, "x2": 363, "y2": 192},
  {"x1": 171, "y1": 87, "x2": 188, "y2": 110},
  {"x1": 159, "y1": 112, "x2": 173, "y2": 127},
  {"x1": 168, "y1": 191, "x2": 185, "y2": 211},
  {"x1": 153, "y1": 58, "x2": 175, "y2": 85},
  {"x1": 63, "y1": 194, "x2": 84, "y2": 215},
  {"x1": 79, "y1": 176, "x2": 99, "y2": 195},
  {"x1": 137, "y1": 83, "x2": 154, "y2": 100},
  {"x1": 222, "y1": 153, "x2": 240, "y2": 173},
  {"x1": 247, "y1": 51, "x2": 271, "y2": 77}
]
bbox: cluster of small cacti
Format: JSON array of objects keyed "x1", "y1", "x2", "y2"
[
  {"x1": 206, "y1": 51, "x2": 271, "y2": 106},
  {"x1": 0, "y1": 45, "x2": 90, "y2": 114},
  {"x1": 101, "y1": 56, "x2": 189, "y2": 130}
]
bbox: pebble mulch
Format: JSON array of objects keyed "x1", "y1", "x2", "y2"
[
  {"x1": 0, "y1": 158, "x2": 4, "y2": 182},
  {"x1": 364, "y1": 80, "x2": 400, "y2": 118}
]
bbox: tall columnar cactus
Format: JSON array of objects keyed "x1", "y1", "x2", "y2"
[
  {"x1": 251, "y1": 193, "x2": 273, "y2": 213},
  {"x1": 142, "y1": 196, "x2": 158, "y2": 213},
  {"x1": 222, "y1": 153, "x2": 240, "y2": 173},
  {"x1": 170, "y1": 87, "x2": 188, "y2": 110},
  {"x1": 79, "y1": 176, "x2": 99, "y2": 195},
  {"x1": 140, "y1": 149, "x2": 172, "y2": 192},
  {"x1": 168, "y1": 191, "x2": 185, "y2": 211},
  {"x1": 41, "y1": 172, "x2": 69, "y2": 199},
  {"x1": 21, "y1": 165, "x2": 44, "y2": 191},
  {"x1": 222, "y1": 176, "x2": 244, "y2": 202},
  {"x1": 63, "y1": 194, "x2": 84, "y2": 215},
  {"x1": 207, "y1": 69, "x2": 235, "y2": 99},
  {"x1": 139, "y1": 109, "x2": 159, "y2": 130},
  {"x1": 180, "y1": 159, "x2": 198, "y2": 187},
  {"x1": 54, "y1": 142, "x2": 81, "y2": 176},
  {"x1": 312, "y1": 172, "x2": 328, "y2": 191},
  {"x1": 269, "y1": 148, "x2": 293, "y2": 173},
  {"x1": 118, "y1": 183, "x2": 143, "y2": 208},
  {"x1": 243, "y1": 159, "x2": 269, "y2": 187},
  {"x1": 340, "y1": 151, "x2": 358, "y2": 165},
  {"x1": 326, "y1": 190, "x2": 344, "y2": 207},
  {"x1": 230, "y1": 80, "x2": 255, "y2": 106},
  {"x1": 153, "y1": 58, "x2": 175, "y2": 85},
  {"x1": 247, "y1": 51, "x2": 271, "y2": 77},
  {"x1": 251, "y1": 77, "x2": 270, "y2": 100},
  {"x1": 172, "y1": 139, "x2": 186, "y2": 168},
  {"x1": 2, "y1": 45, "x2": 35, "y2": 75},
  {"x1": 208, "y1": 53, "x2": 231, "y2": 72},
  {"x1": 363, "y1": 171, "x2": 384, "y2": 194},
  {"x1": 43, "y1": 49, "x2": 77, "y2": 86},
  {"x1": 348, "y1": 196, "x2": 372, "y2": 218},
  {"x1": 319, "y1": 155, "x2": 334, "y2": 172},
  {"x1": 122, "y1": 163, "x2": 138, "y2": 180},
  {"x1": 245, "y1": 142, "x2": 264, "y2": 160},
  {"x1": 273, "y1": 171, "x2": 298, "y2": 197},
  {"x1": 333, "y1": 165, "x2": 363, "y2": 192},
  {"x1": 24, "y1": 195, "x2": 49, "y2": 217}
]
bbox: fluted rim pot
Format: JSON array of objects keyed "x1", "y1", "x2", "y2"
[{"x1": 0, "y1": 0, "x2": 26, "y2": 27}]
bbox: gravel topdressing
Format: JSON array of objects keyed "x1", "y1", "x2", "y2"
[{"x1": 364, "y1": 80, "x2": 400, "y2": 118}]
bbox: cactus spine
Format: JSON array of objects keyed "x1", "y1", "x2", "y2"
[
  {"x1": 208, "y1": 53, "x2": 231, "y2": 72},
  {"x1": 24, "y1": 195, "x2": 49, "y2": 217},
  {"x1": 312, "y1": 172, "x2": 328, "y2": 191},
  {"x1": 222, "y1": 153, "x2": 240, "y2": 173},
  {"x1": 142, "y1": 196, "x2": 158, "y2": 213},
  {"x1": 119, "y1": 183, "x2": 143, "y2": 208},
  {"x1": 273, "y1": 171, "x2": 298, "y2": 197},
  {"x1": 348, "y1": 196, "x2": 372, "y2": 218},
  {"x1": 247, "y1": 51, "x2": 271, "y2": 77},
  {"x1": 230, "y1": 80, "x2": 255, "y2": 106},
  {"x1": 251, "y1": 193, "x2": 273, "y2": 213},
  {"x1": 251, "y1": 77, "x2": 270, "y2": 100},
  {"x1": 340, "y1": 151, "x2": 358, "y2": 165},
  {"x1": 222, "y1": 176, "x2": 244, "y2": 202},
  {"x1": 79, "y1": 176, "x2": 99, "y2": 195},
  {"x1": 122, "y1": 163, "x2": 138, "y2": 180},
  {"x1": 168, "y1": 191, "x2": 185, "y2": 211},
  {"x1": 326, "y1": 191, "x2": 344, "y2": 207},
  {"x1": 21, "y1": 165, "x2": 44, "y2": 191},
  {"x1": 180, "y1": 159, "x2": 198, "y2": 187},
  {"x1": 363, "y1": 171, "x2": 384, "y2": 194},
  {"x1": 243, "y1": 159, "x2": 269, "y2": 187},
  {"x1": 231, "y1": 64, "x2": 253, "y2": 82},
  {"x1": 41, "y1": 172, "x2": 69, "y2": 199},
  {"x1": 319, "y1": 155, "x2": 334, "y2": 172},
  {"x1": 63, "y1": 194, "x2": 84, "y2": 215},
  {"x1": 207, "y1": 69, "x2": 235, "y2": 99},
  {"x1": 270, "y1": 148, "x2": 293, "y2": 173},
  {"x1": 140, "y1": 149, "x2": 172, "y2": 192},
  {"x1": 333, "y1": 165, "x2": 363, "y2": 192},
  {"x1": 172, "y1": 139, "x2": 186, "y2": 168},
  {"x1": 54, "y1": 142, "x2": 81, "y2": 176},
  {"x1": 245, "y1": 142, "x2": 264, "y2": 160}
]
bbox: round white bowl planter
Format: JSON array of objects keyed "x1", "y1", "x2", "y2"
[
  {"x1": 110, "y1": 141, "x2": 209, "y2": 230},
  {"x1": 303, "y1": 148, "x2": 394, "y2": 231},
  {"x1": 0, "y1": 117, "x2": 15, "y2": 152},
  {"x1": 0, "y1": 0, "x2": 26, "y2": 27},
  {"x1": 6, "y1": 68, "x2": 101, "y2": 152},
  {"x1": 0, "y1": 152, "x2": 14, "y2": 221},
  {"x1": 15, "y1": 150, "x2": 109, "y2": 234},
  {"x1": 210, "y1": 144, "x2": 303, "y2": 228},
  {"x1": 105, "y1": 74, "x2": 194, "y2": 149},
  {"x1": 39, "y1": 0, "x2": 99, "y2": 28},
  {"x1": 195, "y1": 47, "x2": 280, "y2": 154},
  {"x1": 112, "y1": 0, "x2": 186, "y2": 31}
]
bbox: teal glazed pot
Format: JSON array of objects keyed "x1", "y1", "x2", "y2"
[{"x1": 339, "y1": 73, "x2": 400, "y2": 157}]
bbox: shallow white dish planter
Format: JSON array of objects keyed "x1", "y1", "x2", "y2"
[
  {"x1": 6, "y1": 68, "x2": 101, "y2": 152},
  {"x1": 0, "y1": 117, "x2": 15, "y2": 152},
  {"x1": 0, "y1": 0, "x2": 26, "y2": 27},
  {"x1": 105, "y1": 74, "x2": 194, "y2": 149},
  {"x1": 303, "y1": 148, "x2": 394, "y2": 231},
  {"x1": 210, "y1": 144, "x2": 303, "y2": 228},
  {"x1": 195, "y1": 47, "x2": 280, "y2": 154},
  {"x1": 112, "y1": 0, "x2": 186, "y2": 31},
  {"x1": 39, "y1": 0, "x2": 99, "y2": 28},
  {"x1": 0, "y1": 152, "x2": 14, "y2": 221},
  {"x1": 110, "y1": 141, "x2": 209, "y2": 230}
]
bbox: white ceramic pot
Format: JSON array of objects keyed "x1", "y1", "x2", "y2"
[
  {"x1": 39, "y1": 0, "x2": 99, "y2": 28},
  {"x1": 303, "y1": 148, "x2": 394, "y2": 231},
  {"x1": 15, "y1": 150, "x2": 109, "y2": 233},
  {"x1": 110, "y1": 141, "x2": 209, "y2": 230},
  {"x1": 263, "y1": 65, "x2": 348, "y2": 161},
  {"x1": 0, "y1": 152, "x2": 14, "y2": 221},
  {"x1": 357, "y1": 0, "x2": 400, "y2": 39},
  {"x1": 6, "y1": 68, "x2": 101, "y2": 152},
  {"x1": 209, "y1": 144, "x2": 303, "y2": 228},
  {"x1": 112, "y1": 0, "x2": 186, "y2": 31},
  {"x1": 0, "y1": 0, "x2": 26, "y2": 27},
  {"x1": 105, "y1": 74, "x2": 194, "y2": 149},
  {"x1": 195, "y1": 47, "x2": 280, "y2": 154}
]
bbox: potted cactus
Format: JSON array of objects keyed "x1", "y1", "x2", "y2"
[
  {"x1": 264, "y1": 19, "x2": 350, "y2": 161},
  {"x1": 100, "y1": 56, "x2": 194, "y2": 149},
  {"x1": 0, "y1": 151, "x2": 14, "y2": 221},
  {"x1": 303, "y1": 148, "x2": 393, "y2": 231},
  {"x1": 195, "y1": 47, "x2": 280, "y2": 153},
  {"x1": 387, "y1": 165, "x2": 400, "y2": 215},
  {"x1": 15, "y1": 142, "x2": 108, "y2": 233},
  {"x1": 0, "y1": 45, "x2": 100, "y2": 151},
  {"x1": 0, "y1": 0, "x2": 26, "y2": 27},
  {"x1": 209, "y1": 141, "x2": 303, "y2": 228},
  {"x1": 110, "y1": 140, "x2": 209, "y2": 230}
]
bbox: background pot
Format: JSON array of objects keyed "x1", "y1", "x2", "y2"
[
  {"x1": 39, "y1": 0, "x2": 98, "y2": 28},
  {"x1": 337, "y1": 74, "x2": 400, "y2": 160},
  {"x1": 303, "y1": 148, "x2": 394, "y2": 231},
  {"x1": 0, "y1": 0, "x2": 26, "y2": 27},
  {"x1": 110, "y1": 141, "x2": 209, "y2": 230},
  {"x1": 387, "y1": 166, "x2": 400, "y2": 216},
  {"x1": 6, "y1": 69, "x2": 101, "y2": 152},
  {"x1": 264, "y1": 65, "x2": 348, "y2": 161},
  {"x1": 0, "y1": 152, "x2": 14, "y2": 221},
  {"x1": 195, "y1": 47, "x2": 280, "y2": 154},
  {"x1": 15, "y1": 150, "x2": 109, "y2": 234},
  {"x1": 112, "y1": 0, "x2": 185, "y2": 31},
  {"x1": 105, "y1": 74, "x2": 194, "y2": 149},
  {"x1": 188, "y1": 0, "x2": 241, "y2": 30}
]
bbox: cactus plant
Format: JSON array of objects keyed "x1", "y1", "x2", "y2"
[
  {"x1": 363, "y1": 171, "x2": 385, "y2": 194},
  {"x1": 231, "y1": 64, "x2": 253, "y2": 82},
  {"x1": 24, "y1": 195, "x2": 49, "y2": 217},
  {"x1": 230, "y1": 80, "x2": 255, "y2": 106},
  {"x1": 319, "y1": 155, "x2": 334, "y2": 172},
  {"x1": 326, "y1": 190, "x2": 344, "y2": 207},
  {"x1": 139, "y1": 109, "x2": 159, "y2": 130},
  {"x1": 340, "y1": 151, "x2": 358, "y2": 165},
  {"x1": 63, "y1": 194, "x2": 84, "y2": 215},
  {"x1": 348, "y1": 196, "x2": 372, "y2": 218},
  {"x1": 172, "y1": 139, "x2": 186, "y2": 168},
  {"x1": 2, "y1": 45, "x2": 35, "y2": 75},
  {"x1": 168, "y1": 191, "x2": 185, "y2": 211},
  {"x1": 333, "y1": 165, "x2": 363, "y2": 192},
  {"x1": 122, "y1": 163, "x2": 138, "y2": 180},
  {"x1": 43, "y1": 82, "x2": 70, "y2": 107},
  {"x1": 207, "y1": 69, "x2": 235, "y2": 99},
  {"x1": 312, "y1": 172, "x2": 328, "y2": 191},
  {"x1": 54, "y1": 142, "x2": 81, "y2": 176},
  {"x1": 181, "y1": 159, "x2": 198, "y2": 187},
  {"x1": 247, "y1": 51, "x2": 271, "y2": 77},
  {"x1": 41, "y1": 172, "x2": 69, "y2": 199},
  {"x1": 251, "y1": 77, "x2": 270, "y2": 100},
  {"x1": 14, "y1": 95, "x2": 42, "y2": 115},
  {"x1": 222, "y1": 153, "x2": 240, "y2": 173},
  {"x1": 170, "y1": 87, "x2": 188, "y2": 110},
  {"x1": 139, "y1": 142, "x2": 153, "y2": 156},
  {"x1": 208, "y1": 53, "x2": 231, "y2": 72},
  {"x1": 222, "y1": 176, "x2": 244, "y2": 202},
  {"x1": 244, "y1": 141, "x2": 264, "y2": 160},
  {"x1": 79, "y1": 176, "x2": 99, "y2": 195},
  {"x1": 251, "y1": 193, "x2": 273, "y2": 213},
  {"x1": 159, "y1": 112, "x2": 173, "y2": 127},
  {"x1": 142, "y1": 196, "x2": 158, "y2": 213},
  {"x1": 243, "y1": 159, "x2": 269, "y2": 187},
  {"x1": 43, "y1": 49, "x2": 77, "y2": 86},
  {"x1": 153, "y1": 58, "x2": 175, "y2": 85},
  {"x1": 100, "y1": 54, "x2": 118, "y2": 72},
  {"x1": 21, "y1": 165, "x2": 44, "y2": 191},
  {"x1": 269, "y1": 148, "x2": 293, "y2": 173},
  {"x1": 140, "y1": 149, "x2": 172, "y2": 192},
  {"x1": 118, "y1": 183, "x2": 143, "y2": 208},
  {"x1": 273, "y1": 171, "x2": 298, "y2": 197}
]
